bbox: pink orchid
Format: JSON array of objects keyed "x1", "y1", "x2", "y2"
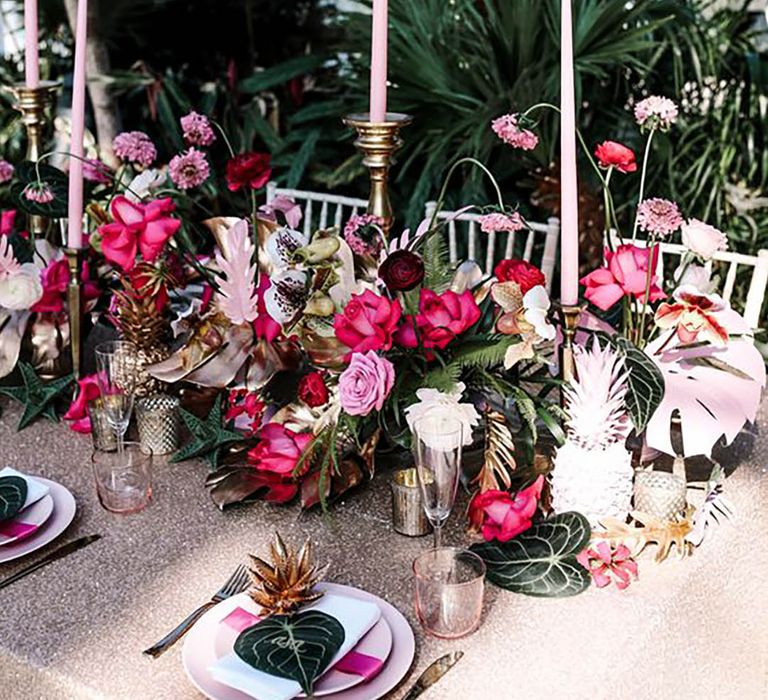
[
  {"x1": 98, "y1": 196, "x2": 181, "y2": 271},
  {"x1": 258, "y1": 196, "x2": 303, "y2": 230},
  {"x1": 577, "y1": 542, "x2": 638, "y2": 590},
  {"x1": 253, "y1": 276, "x2": 282, "y2": 342},
  {"x1": 580, "y1": 244, "x2": 666, "y2": 311},
  {"x1": 63, "y1": 374, "x2": 101, "y2": 433}
]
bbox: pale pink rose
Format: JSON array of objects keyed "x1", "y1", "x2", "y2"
[
  {"x1": 339, "y1": 350, "x2": 395, "y2": 417},
  {"x1": 680, "y1": 218, "x2": 727, "y2": 260}
]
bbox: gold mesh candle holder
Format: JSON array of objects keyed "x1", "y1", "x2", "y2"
[{"x1": 136, "y1": 394, "x2": 180, "y2": 456}]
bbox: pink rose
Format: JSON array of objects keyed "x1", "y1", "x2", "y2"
[
  {"x1": 396, "y1": 289, "x2": 481, "y2": 350},
  {"x1": 580, "y1": 244, "x2": 666, "y2": 311},
  {"x1": 339, "y1": 351, "x2": 395, "y2": 416},
  {"x1": 247, "y1": 423, "x2": 313, "y2": 476},
  {"x1": 680, "y1": 218, "x2": 727, "y2": 260},
  {"x1": 469, "y1": 476, "x2": 544, "y2": 542},
  {"x1": 334, "y1": 290, "x2": 402, "y2": 356}
]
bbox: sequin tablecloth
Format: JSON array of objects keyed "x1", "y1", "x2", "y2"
[{"x1": 0, "y1": 398, "x2": 766, "y2": 700}]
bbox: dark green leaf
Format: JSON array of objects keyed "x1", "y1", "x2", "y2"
[
  {"x1": 239, "y1": 55, "x2": 328, "y2": 94},
  {"x1": 0, "y1": 476, "x2": 27, "y2": 522}
]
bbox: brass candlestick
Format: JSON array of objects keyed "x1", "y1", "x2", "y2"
[
  {"x1": 64, "y1": 247, "x2": 84, "y2": 380},
  {"x1": 343, "y1": 112, "x2": 413, "y2": 236},
  {"x1": 558, "y1": 303, "x2": 583, "y2": 385},
  {"x1": 9, "y1": 81, "x2": 61, "y2": 238}
]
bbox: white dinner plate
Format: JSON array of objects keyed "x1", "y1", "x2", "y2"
[
  {"x1": 0, "y1": 493, "x2": 54, "y2": 546},
  {"x1": 0, "y1": 479, "x2": 76, "y2": 564},
  {"x1": 183, "y1": 582, "x2": 415, "y2": 700}
]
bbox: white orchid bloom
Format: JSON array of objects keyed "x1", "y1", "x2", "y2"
[
  {"x1": 265, "y1": 226, "x2": 309, "y2": 270},
  {"x1": 263, "y1": 269, "x2": 308, "y2": 326},
  {"x1": 522, "y1": 285, "x2": 555, "y2": 341}
]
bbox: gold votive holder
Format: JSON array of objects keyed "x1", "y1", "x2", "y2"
[
  {"x1": 136, "y1": 394, "x2": 180, "y2": 456},
  {"x1": 391, "y1": 468, "x2": 432, "y2": 537},
  {"x1": 89, "y1": 398, "x2": 118, "y2": 452}
]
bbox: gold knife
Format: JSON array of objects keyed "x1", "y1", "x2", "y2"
[
  {"x1": 402, "y1": 651, "x2": 464, "y2": 699},
  {"x1": 0, "y1": 534, "x2": 101, "y2": 591}
]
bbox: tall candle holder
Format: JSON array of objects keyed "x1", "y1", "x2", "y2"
[
  {"x1": 64, "y1": 246, "x2": 84, "y2": 380},
  {"x1": 343, "y1": 112, "x2": 412, "y2": 236},
  {"x1": 558, "y1": 303, "x2": 583, "y2": 385},
  {"x1": 9, "y1": 81, "x2": 61, "y2": 238}
]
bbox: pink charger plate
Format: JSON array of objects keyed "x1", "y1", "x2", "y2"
[{"x1": 182, "y1": 582, "x2": 416, "y2": 700}]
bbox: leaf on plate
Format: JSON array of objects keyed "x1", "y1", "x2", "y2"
[
  {"x1": 470, "y1": 512, "x2": 592, "y2": 597},
  {"x1": 0, "y1": 476, "x2": 27, "y2": 522},
  {"x1": 234, "y1": 610, "x2": 345, "y2": 696}
]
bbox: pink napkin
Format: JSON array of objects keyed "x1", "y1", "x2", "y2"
[
  {"x1": 221, "y1": 607, "x2": 384, "y2": 681},
  {"x1": 0, "y1": 520, "x2": 38, "y2": 540}
]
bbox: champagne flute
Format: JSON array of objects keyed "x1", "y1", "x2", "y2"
[
  {"x1": 411, "y1": 415, "x2": 464, "y2": 548},
  {"x1": 95, "y1": 341, "x2": 139, "y2": 453}
]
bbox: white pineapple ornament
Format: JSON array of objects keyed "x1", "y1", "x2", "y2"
[{"x1": 551, "y1": 338, "x2": 634, "y2": 526}]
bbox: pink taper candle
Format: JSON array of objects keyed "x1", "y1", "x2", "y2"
[
  {"x1": 24, "y1": 0, "x2": 39, "y2": 88},
  {"x1": 67, "y1": 0, "x2": 88, "y2": 249},
  {"x1": 369, "y1": 0, "x2": 388, "y2": 123},
  {"x1": 559, "y1": 0, "x2": 579, "y2": 306}
]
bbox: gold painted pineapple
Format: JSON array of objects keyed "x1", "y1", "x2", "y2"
[{"x1": 247, "y1": 533, "x2": 329, "y2": 616}]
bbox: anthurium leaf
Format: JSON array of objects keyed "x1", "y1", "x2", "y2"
[
  {"x1": 10, "y1": 161, "x2": 69, "y2": 218},
  {"x1": 234, "y1": 611, "x2": 345, "y2": 695},
  {"x1": 470, "y1": 512, "x2": 592, "y2": 597},
  {"x1": 0, "y1": 476, "x2": 27, "y2": 522}
]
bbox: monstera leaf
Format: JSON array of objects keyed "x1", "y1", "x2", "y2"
[
  {"x1": 470, "y1": 512, "x2": 592, "y2": 597},
  {"x1": 645, "y1": 308, "x2": 766, "y2": 457},
  {"x1": 0, "y1": 476, "x2": 27, "y2": 522},
  {"x1": 234, "y1": 611, "x2": 345, "y2": 695},
  {"x1": 10, "y1": 161, "x2": 69, "y2": 218}
]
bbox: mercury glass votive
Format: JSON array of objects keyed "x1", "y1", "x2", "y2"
[
  {"x1": 89, "y1": 399, "x2": 118, "y2": 452},
  {"x1": 136, "y1": 394, "x2": 180, "y2": 455},
  {"x1": 391, "y1": 468, "x2": 432, "y2": 537}
]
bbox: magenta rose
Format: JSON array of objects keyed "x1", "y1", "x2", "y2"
[
  {"x1": 333, "y1": 290, "x2": 402, "y2": 356},
  {"x1": 247, "y1": 423, "x2": 313, "y2": 476},
  {"x1": 339, "y1": 351, "x2": 395, "y2": 416},
  {"x1": 396, "y1": 289, "x2": 481, "y2": 350}
]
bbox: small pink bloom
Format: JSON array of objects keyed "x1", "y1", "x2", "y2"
[
  {"x1": 247, "y1": 423, "x2": 313, "y2": 476},
  {"x1": 469, "y1": 476, "x2": 544, "y2": 542},
  {"x1": 1, "y1": 210, "x2": 16, "y2": 236},
  {"x1": 636, "y1": 198, "x2": 683, "y2": 238},
  {"x1": 339, "y1": 351, "x2": 395, "y2": 416},
  {"x1": 491, "y1": 113, "x2": 539, "y2": 150},
  {"x1": 30, "y1": 258, "x2": 69, "y2": 313},
  {"x1": 594, "y1": 141, "x2": 637, "y2": 174},
  {"x1": 180, "y1": 111, "x2": 216, "y2": 147},
  {"x1": 169, "y1": 148, "x2": 210, "y2": 190},
  {"x1": 0, "y1": 159, "x2": 14, "y2": 184},
  {"x1": 112, "y1": 131, "x2": 157, "y2": 167},
  {"x1": 634, "y1": 96, "x2": 679, "y2": 131},
  {"x1": 63, "y1": 374, "x2": 101, "y2": 434},
  {"x1": 98, "y1": 195, "x2": 181, "y2": 271},
  {"x1": 654, "y1": 284, "x2": 729, "y2": 346},
  {"x1": 23, "y1": 182, "x2": 54, "y2": 203},
  {"x1": 259, "y1": 196, "x2": 303, "y2": 230},
  {"x1": 580, "y1": 244, "x2": 666, "y2": 311},
  {"x1": 395, "y1": 289, "x2": 481, "y2": 350},
  {"x1": 344, "y1": 214, "x2": 385, "y2": 257},
  {"x1": 577, "y1": 542, "x2": 638, "y2": 590},
  {"x1": 680, "y1": 218, "x2": 727, "y2": 260},
  {"x1": 334, "y1": 289, "x2": 402, "y2": 356},
  {"x1": 478, "y1": 212, "x2": 526, "y2": 234},
  {"x1": 82, "y1": 158, "x2": 112, "y2": 185},
  {"x1": 253, "y1": 276, "x2": 282, "y2": 342}
]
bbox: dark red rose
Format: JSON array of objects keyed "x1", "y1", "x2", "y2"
[
  {"x1": 297, "y1": 371, "x2": 329, "y2": 408},
  {"x1": 225, "y1": 152, "x2": 272, "y2": 192},
  {"x1": 493, "y1": 259, "x2": 546, "y2": 294},
  {"x1": 594, "y1": 141, "x2": 637, "y2": 174},
  {"x1": 379, "y1": 250, "x2": 425, "y2": 292}
]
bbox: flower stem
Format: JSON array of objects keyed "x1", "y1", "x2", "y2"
[
  {"x1": 637, "y1": 235, "x2": 658, "y2": 348},
  {"x1": 632, "y1": 129, "x2": 656, "y2": 241}
]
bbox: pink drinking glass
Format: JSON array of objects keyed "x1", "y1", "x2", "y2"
[
  {"x1": 413, "y1": 547, "x2": 486, "y2": 639},
  {"x1": 91, "y1": 442, "x2": 152, "y2": 514}
]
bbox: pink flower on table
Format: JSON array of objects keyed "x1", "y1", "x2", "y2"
[
  {"x1": 339, "y1": 351, "x2": 395, "y2": 417},
  {"x1": 654, "y1": 284, "x2": 729, "y2": 346},
  {"x1": 63, "y1": 374, "x2": 101, "y2": 433},
  {"x1": 636, "y1": 198, "x2": 683, "y2": 238},
  {"x1": 23, "y1": 181, "x2": 54, "y2": 204},
  {"x1": 0, "y1": 159, "x2": 14, "y2": 184},
  {"x1": 491, "y1": 113, "x2": 539, "y2": 150},
  {"x1": 395, "y1": 289, "x2": 481, "y2": 350},
  {"x1": 247, "y1": 423, "x2": 313, "y2": 476},
  {"x1": 478, "y1": 212, "x2": 525, "y2": 234},
  {"x1": 469, "y1": 476, "x2": 544, "y2": 542},
  {"x1": 681, "y1": 218, "x2": 727, "y2": 260},
  {"x1": 576, "y1": 542, "x2": 638, "y2": 590},
  {"x1": 113, "y1": 131, "x2": 157, "y2": 167},
  {"x1": 344, "y1": 214, "x2": 385, "y2": 257},
  {"x1": 259, "y1": 196, "x2": 303, "y2": 230},
  {"x1": 334, "y1": 289, "x2": 402, "y2": 356},
  {"x1": 580, "y1": 244, "x2": 666, "y2": 311},
  {"x1": 82, "y1": 158, "x2": 112, "y2": 185},
  {"x1": 169, "y1": 148, "x2": 210, "y2": 190},
  {"x1": 180, "y1": 111, "x2": 216, "y2": 147},
  {"x1": 98, "y1": 195, "x2": 181, "y2": 271},
  {"x1": 634, "y1": 95, "x2": 679, "y2": 131}
]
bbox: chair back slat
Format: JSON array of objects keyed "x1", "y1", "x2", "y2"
[
  {"x1": 721, "y1": 260, "x2": 739, "y2": 304},
  {"x1": 467, "y1": 220, "x2": 476, "y2": 262},
  {"x1": 485, "y1": 229, "x2": 496, "y2": 276},
  {"x1": 303, "y1": 200, "x2": 313, "y2": 236},
  {"x1": 334, "y1": 204, "x2": 343, "y2": 229},
  {"x1": 448, "y1": 221, "x2": 458, "y2": 264},
  {"x1": 319, "y1": 201, "x2": 329, "y2": 230},
  {"x1": 523, "y1": 230, "x2": 535, "y2": 263},
  {"x1": 744, "y1": 250, "x2": 768, "y2": 328},
  {"x1": 266, "y1": 182, "x2": 368, "y2": 235}
]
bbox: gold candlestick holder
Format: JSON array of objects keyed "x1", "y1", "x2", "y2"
[
  {"x1": 557, "y1": 303, "x2": 584, "y2": 385},
  {"x1": 9, "y1": 81, "x2": 61, "y2": 239},
  {"x1": 64, "y1": 247, "x2": 84, "y2": 380},
  {"x1": 343, "y1": 112, "x2": 413, "y2": 236}
]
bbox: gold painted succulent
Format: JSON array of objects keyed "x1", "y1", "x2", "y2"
[{"x1": 247, "y1": 534, "x2": 329, "y2": 616}]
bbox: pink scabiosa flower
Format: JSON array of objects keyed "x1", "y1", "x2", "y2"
[
  {"x1": 0, "y1": 159, "x2": 14, "y2": 184},
  {"x1": 636, "y1": 198, "x2": 683, "y2": 238},
  {"x1": 23, "y1": 181, "x2": 54, "y2": 203},
  {"x1": 82, "y1": 158, "x2": 112, "y2": 185},
  {"x1": 478, "y1": 211, "x2": 526, "y2": 234},
  {"x1": 169, "y1": 148, "x2": 210, "y2": 190},
  {"x1": 491, "y1": 113, "x2": 539, "y2": 150},
  {"x1": 112, "y1": 131, "x2": 157, "y2": 167},
  {"x1": 577, "y1": 542, "x2": 638, "y2": 590},
  {"x1": 343, "y1": 214, "x2": 385, "y2": 257},
  {"x1": 180, "y1": 111, "x2": 216, "y2": 147},
  {"x1": 634, "y1": 96, "x2": 679, "y2": 131}
]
